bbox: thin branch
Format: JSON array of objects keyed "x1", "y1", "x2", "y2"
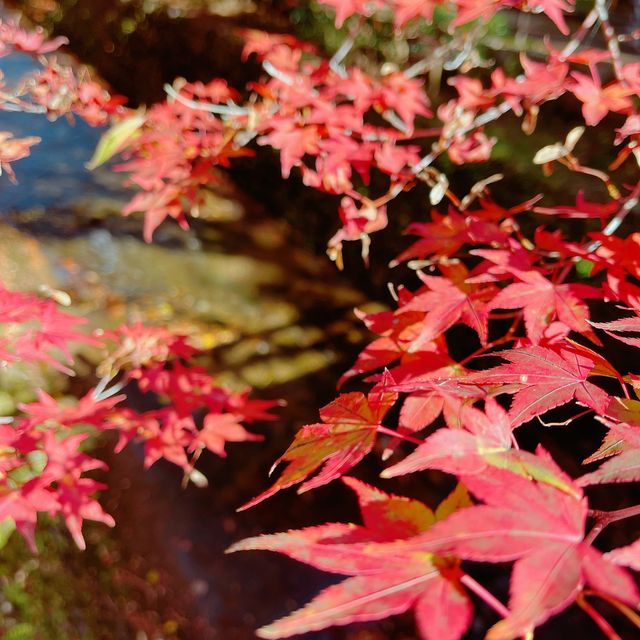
[
  {"x1": 595, "y1": 0, "x2": 625, "y2": 82},
  {"x1": 576, "y1": 593, "x2": 623, "y2": 640},
  {"x1": 443, "y1": 37, "x2": 474, "y2": 71},
  {"x1": 560, "y1": 8, "x2": 599, "y2": 60},
  {"x1": 536, "y1": 409, "x2": 592, "y2": 427},
  {"x1": 382, "y1": 109, "x2": 410, "y2": 135},
  {"x1": 0, "y1": 101, "x2": 47, "y2": 114},
  {"x1": 412, "y1": 101, "x2": 513, "y2": 176},
  {"x1": 600, "y1": 194, "x2": 639, "y2": 237},
  {"x1": 92, "y1": 375, "x2": 127, "y2": 402},
  {"x1": 376, "y1": 425, "x2": 423, "y2": 446},
  {"x1": 618, "y1": 28, "x2": 640, "y2": 43},
  {"x1": 583, "y1": 182, "x2": 640, "y2": 252},
  {"x1": 458, "y1": 314, "x2": 522, "y2": 367},
  {"x1": 460, "y1": 573, "x2": 510, "y2": 618},
  {"x1": 163, "y1": 83, "x2": 248, "y2": 117},
  {"x1": 585, "y1": 504, "x2": 640, "y2": 544},
  {"x1": 412, "y1": 144, "x2": 443, "y2": 175},
  {"x1": 405, "y1": 57, "x2": 431, "y2": 79},
  {"x1": 584, "y1": 590, "x2": 640, "y2": 629},
  {"x1": 262, "y1": 60, "x2": 294, "y2": 86},
  {"x1": 330, "y1": 36, "x2": 354, "y2": 77}
]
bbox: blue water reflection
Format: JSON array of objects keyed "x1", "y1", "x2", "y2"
[{"x1": 0, "y1": 51, "x2": 126, "y2": 210}]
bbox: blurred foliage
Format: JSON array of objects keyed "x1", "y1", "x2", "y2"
[{"x1": 0, "y1": 519, "x2": 116, "y2": 639}]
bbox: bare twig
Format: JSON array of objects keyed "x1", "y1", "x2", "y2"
[
  {"x1": 595, "y1": 0, "x2": 625, "y2": 82},
  {"x1": 583, "y1": 182, "x2": 640, "y2": 252},
  {"x1": 585, "y1": 504, "x2": 640, "y2": 544},
  {"x1": 576, "y1": 593, "x2": 623, "y2": 640},
  {"x1": 164, "y1": 83, "x2": 248, "y2": 117},
  {"x1": 560, "y1": 8, "x2": 599, "y2": 60},
  {"x1": 460, "y1": 573, "x2": 510, "y2": 618},
  {"x1": 584, "y1": 590, "x2": 640, "y2": 629}
]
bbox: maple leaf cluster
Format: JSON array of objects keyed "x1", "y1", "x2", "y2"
[
  {"x1": 197, "y1": 3, "x2": 640, "y2": 639},
  {"x1": 230, "y1": 188, "x2": 640, "y2": 635},
  {"x1": 318, "y1": 0, "x2": 575, "y2": 34},
  {"x1": 105, "y1": 0, "x2": 640, "y2": 271},
  {"x1": 231, "y1": 183, "x2": 640, "y2": 637},
  {"x1": 0, "y1": 18, "x2": 126, "y2": 183},
  {"x1": 230, "y1": 229, "x2": 640, "y2": 638},
  {"x1": 27, "y1": 57, "x2": 127, "y2": 126},
  {"x1": 0, "y1": 285, "x2": 114, "y2": 550},
  {"x1": 113, "y1": 78, "x2": 253, "y2": 241},
  {"x1": 96, "y1": 322, "x2": 277, "y2": 474},
  {"x1": 0, "y1": 15, "x2": 282, "y2": 575},
  {"x1": 0, "y1": 283, "x2": 98, "y2": 374},
  {"x1": 109, "y1": 36, "x2": 429, "y2": 255},
  {"x1": 0, "y1": 286, "x2": 274, "y2": 552},
  {"x1": 0, "y1": 20, "x2": 127, "y2": 126},
  {"x1": 5, "y1": 3, "x2": 640, "y2": 639}
]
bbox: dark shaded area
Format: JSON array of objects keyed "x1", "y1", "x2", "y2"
[{"x1": 8, "y1": 0, "x2": 294, "y2": 105}]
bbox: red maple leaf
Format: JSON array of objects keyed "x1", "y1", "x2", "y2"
[
  {"x1": 386, "y1": 360, "x2": 484, "y2": 431},
  {"x1": 55, "y1": 477, "x2": 115, "y2": 550},
  {"x1": 0, "y1": 480, "x2": 59, "y2": 552},
  {"x1": 448, "y1": 76, "x2": 496, "y2": 111},
  {"x1": 592, "y1": 232, "x2": 640, "y2": 278},
  {"x1": 18, "y1": 388, "x2": 125, "y2": 429},
  {"x1": 317, "y1": 0, "x2": 383, "y2": 27},
  {"x1": 402, "y1": 265, "x2": 495, "y2": 347},
  {"x1": 498, "y1": 55, "x2": 568, "y2": 105},
  {"x1": 528, "y1": 0, "x2": 574, "y2": 35},
  {"x1": 383, "y1": 399, "x2": 578, "y2": 494},
  {"x1": 590, "y1": 314, "x2": 640, "y2": 348},
  {"x1": 467, "y1": 346, "x2": 610, "y2": 426},
  {"x1": 188, "y1": 412, "x2": 263, "y2": 457},
  {"x1": 40, "y1": 432, "x2": 107, "y2": 482},
  {"x1": 605, "y1": 538, "x2": 640, "y2": 571},
  {"x1": 569, "y1": 72, "x2": 633, "y2": 126},
  {"x1": 240, "y1": 30, "x2": 316, "y2": 61},
  {"x1": 376, "y1": 72, "x2": 431, "y2": 132},
  {"x1": 472, "y1": 245, "x2": 601, "y2": 343},
  {"x1": 578, "y1": 413, "x2": 640, "y2": 486},
  {"x1": 452, "y1": 0, "x2": 504, "y2": 28},
  {"x1": 394, "y1": 208, "x2": 507, "y2": 265},
  {"x1": 0, "y1": 21, "x2": 68, "y2": 54},
  {"x1": 259, "y1": 120, "x2": 320, "y2": 178},
  {"x1": 489, "y1": 270, "x2": 600, "y2": 344},
  {"x1": 534, "y1": 191, "x2": 618, "y2": 219},
  {"x1": 392, "y1": 0, "x2": 439, "y2": 29},
  {"x1": 39, "y1": 432, "x2": 115, "y2": 550},
  {"x1": 240, "y1": 379, "x2": 397, "y2": 509},
  {"x1": 229, "y1": 478, "x2": 473, "y2": 640},
  {"x1": 396, "y1": 380, "x2": 468, "y2": 432},
  {"x1": 409, "y1": 461, "x2": 639, "y2": 639},
  {"x1": 338, "y1": 304, "x2": 443, "y2": 386}
]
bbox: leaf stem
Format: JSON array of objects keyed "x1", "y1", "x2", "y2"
[
  {"x1": 536, "y1": 408, "x2": 591, "y2": 427},
  {"x1": 576, "y1": 593, "x2": 623, "y2": 640},
  {"x1": 459, "y1": 315, "x2": 521, "y2": 367},
  {"x1": 376, "y1": 425, "x2": 423, "y2": 446},
  {"x1": 583, "y1": 589, "x2": 640, "y2": 629},
  {"x1": 585, "y1": 504, "x2": 640, "y2": 544},
  {"x1": 460, "y1": 573, "x2": 510, "y2": 618},
  {"x1": 584, "y1": 182, "x2": 640, "y2": 253},
  {"x1": 163, "y1": 83, "x2": 248, "y2": 116},
  {"x1": 595, "y1": 0, "x2": 625, "y2": 83},
  {"x1": 560, "y1": 8, "x2": 599, "y2": 59}
]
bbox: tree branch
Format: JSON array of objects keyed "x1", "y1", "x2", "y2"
[{"x1": 585, "y1": 504, "x2": 640, "y2": 544}]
